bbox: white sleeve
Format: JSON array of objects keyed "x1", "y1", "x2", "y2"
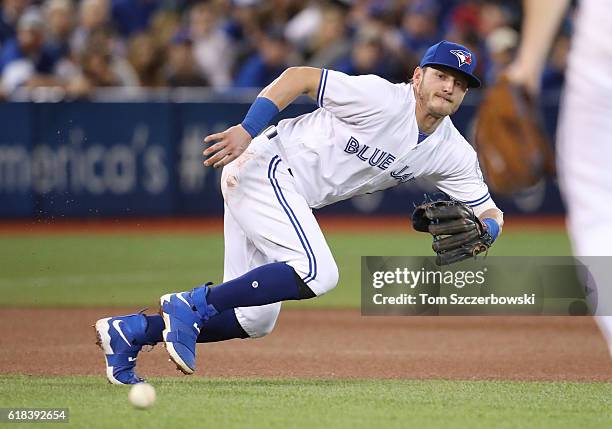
[
  {"x1": 434, "y1": 148, "x2": 499, "y2": 217},
  {"x1": 317, "y1": 68, "x2": 396, "y2": 124}
]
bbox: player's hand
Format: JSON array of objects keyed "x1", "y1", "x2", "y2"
[
  {"x1": 503, "y1": 61, "x2": 540, "y2": 97},
  {"x1": 203, "y1": 125, "x2": 252, "y2": 168}
]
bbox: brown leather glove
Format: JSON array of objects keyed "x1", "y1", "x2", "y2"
[
  {"x1": 412, "y1": 200, "x2": 493, "y2": 266},
  {"x1": 474, "y1": 76, "x2": 555, "y2": 195}
]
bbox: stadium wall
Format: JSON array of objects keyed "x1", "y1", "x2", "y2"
[{"x1": 0, "y1": 92, "x2": 564, "y2": 218}]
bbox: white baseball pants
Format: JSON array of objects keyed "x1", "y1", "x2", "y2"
[{"x1": 220, "y1": 128, "x2": 338, "y2": 338}]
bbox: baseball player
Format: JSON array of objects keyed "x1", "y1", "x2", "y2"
[
  {"x1": 505, "y1": 0, "x2": 612, "y2": 356},
  {"x1": 95, "y1": 40, "x2": 504, "y2": 384}
]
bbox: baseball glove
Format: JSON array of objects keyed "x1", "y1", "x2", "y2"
[
  {"x1": 474, "y1": 76, "x2": 555, "y2": 195},
  {"x1": 412, "y1": 200, "x2": 493, "y2": 266}
]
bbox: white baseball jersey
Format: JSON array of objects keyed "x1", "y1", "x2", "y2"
[{"x1": 275, "y1": 69, "x2": 497, "y2": 215}]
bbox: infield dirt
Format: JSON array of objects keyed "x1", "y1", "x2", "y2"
[{"x1": 1, "y1": 308, "x2": 611, "y2": 381}]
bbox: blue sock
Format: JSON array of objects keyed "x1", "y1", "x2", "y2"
[
  {"x1": 142, "y1": 315, "x2": 164, "y2": 344},
  {"x1": 146, "y1": 263, "x2": 306, "y2": 344},
  {"x1": 197, "y1": 309, "x2": 249, "y2": 342},
  {"x1": 143, "y1": 311, "x2": 249, "y2": 344},
  {"x1": 205, "y1": 262, "x2": 306, "y2": 314}
]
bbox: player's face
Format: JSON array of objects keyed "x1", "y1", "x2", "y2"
[{"x1": 413, "y1": 66, "x2": 469, "y2": 117}]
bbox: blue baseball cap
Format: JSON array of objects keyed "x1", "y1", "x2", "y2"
[{"x1": 419, "y1": 40, "x2": 481, "y2": 88}]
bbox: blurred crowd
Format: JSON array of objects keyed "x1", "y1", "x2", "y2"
[{"x1": 0, "y1": 0, "x2": 572, "y2": 99}]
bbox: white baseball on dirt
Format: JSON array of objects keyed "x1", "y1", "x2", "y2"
[{"x1": 128, "y1": 382, "x2": 156, "y2": 409}]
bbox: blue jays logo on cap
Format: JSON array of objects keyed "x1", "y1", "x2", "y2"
[
  {"x1": 419, "y1": 40, "x2": 481, "y2": 88},
  {"x1": 449, "y1": 50, "x2": 472, "y2": 67}
]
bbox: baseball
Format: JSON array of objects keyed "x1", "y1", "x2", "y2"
[{"x1": 128, "y1": 382, "x2": 156, "y2": 409}]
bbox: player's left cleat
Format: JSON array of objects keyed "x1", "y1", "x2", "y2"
[
  {"x1": 160, "y1": 284, "x2": 216, "y2": 374},
  {"x1": 94, "y1": 312, "x2": 150, "y2": 385}
]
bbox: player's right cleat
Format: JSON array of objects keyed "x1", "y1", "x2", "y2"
[
  {"x1": 160, "y1": 284, "x2": 216, "y2": 374},
  {"x1": 94, "y1": 313, "x2": 148, "y2": 385}
]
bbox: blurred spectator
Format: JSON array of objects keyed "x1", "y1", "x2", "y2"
[
  {"x1": 223, "y1": 0, "x2": 261, "y2": 43},
  {"x1": 44, "y1": 0, "x2": 75, "y2": 61},
  {"x1": 0, "y1": 1, "x2": 569, "y2": 93},
  {"x1": 190, "y1": 1, "x2": 233, "y2": 88},
  {"x1": 356, "y1": 2, "x2": 417, "y2": 82},
  {"x1": 484, "y1": 26, "x2": 517, "y2": 84},
  {"x1": 79, "y1": 27, "x2": 138, "y2": 86},
  {"x1": 111, "y1": 0, "x2": 159, "y2": 38},
  {"x1": 306, "y1": 3, "x2": 351, "y2": 68},
  {"x1": 127, "y1": 31, "x2": 165, "y2": 86},
  {"x1": 478, "y1": 1, "x2": 512, "y2": 38},
  {"x1": 222, "y1": 0, "x2": 262, "y2": 69},
  {"x1": 148, "y1": 10, "x2": 180, "y2": 50},
  {"x1": 0, "y1": 7, "x2": 59, "y2": 94},
  {"x1": 345, "y1": 0, "x2": 371, "y2": 32},
  {"x1": 400, "y1": 0, "x2": 440, "y2": 58},
  {"x1": 284, "y1": 0, "x2": 322, "y2": 51},
  {"x1": 43, "y1": 0, "x2": 90, "y2": 96},
  {"x1": 233, "y1": 27, "x2": 289, "y2": 88},
  {"x1": 334, "y1": 24, "x2": 397, "y2": 79},
  {"x1": 164, "y1": 29, "x2": 208, "y2": 87},
  {"x1": 71, "y1": 0, "x2": 111, "y2": 56},
  {"x1": 444, "y1": 1, "x2": 480, "y2": 43},
  {"x1": 0, "y1": 0, "x2": 29, "y2": 47},
  {"x1": 80, "y1": 44, "x2": 116, "y2": 86}
]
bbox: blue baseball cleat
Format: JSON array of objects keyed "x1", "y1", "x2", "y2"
[
  {"x1": 94, "y1": 312, "x2": 148, "y2": 385},
  {"x1": 160, "y1": 284, "x2": 215, "y2": 374}
]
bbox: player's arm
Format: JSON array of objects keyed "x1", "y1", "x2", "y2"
[
  {"x1": 258, "y1": 66, "x2": 322, "y2": 109},
  {"x1": 203, "y1": 67, "x2": 322, "y2": 168},
  {"x1": 505, "y1": 0, "x2": 571, "y2": 95}
]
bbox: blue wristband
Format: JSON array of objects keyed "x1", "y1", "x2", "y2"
[
  {"x1": 241, "y1": 97, "x2": 280, "y2": 138},
  {"x1": 482, "y1": 218, "x2": 500, "y2": 242}
]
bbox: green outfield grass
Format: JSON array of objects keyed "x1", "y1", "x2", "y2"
[
  {"x1": 0, "y1": 230, "x2": 571, "y2": 308},
  {"x1": 0, "y1": 375, "x2": 610, "y2": 429}
]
